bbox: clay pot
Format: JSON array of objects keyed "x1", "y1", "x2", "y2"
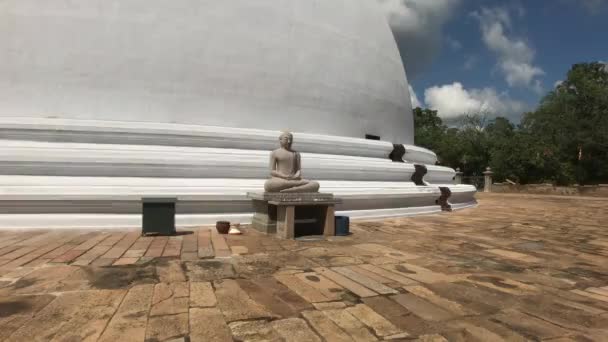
[{"x1": 216, "y1": 221, "x2": 230, "y2": 234}]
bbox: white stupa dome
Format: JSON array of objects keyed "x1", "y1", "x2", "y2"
[
  {"x1": 0, "y1": 0, "x2": 476, "y2": 229},
  {"x1": 0, "y1": 0, "x2": 414, "y2": 144}
]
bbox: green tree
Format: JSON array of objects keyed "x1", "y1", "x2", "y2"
[
  {"x1": 522, "y1": 62, "x2": 608, "y2": 184},
  {"x1": 413, "y1": 107, "x2": 446, "y2": 152}
]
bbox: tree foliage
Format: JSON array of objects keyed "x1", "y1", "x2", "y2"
[{"x1": 413, "y1": 62, "x2": 608, "y2": 185}]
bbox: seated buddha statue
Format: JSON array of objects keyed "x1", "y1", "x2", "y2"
[{"x1": 264, "y1": 132, "x2": 320, "y2": 193}]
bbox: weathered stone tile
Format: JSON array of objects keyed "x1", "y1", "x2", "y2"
[
  {"x1": 90, "y1": 258, "x2": 116, "y2": 267},
  {"x1": 313, "y1": 301, "x2": 347, "y2": 310},
  {"x1": 211, "y1": 230, "x2": 231, "y2": 258},
  {"x1": 122, "y1": 249, "x2": 146, "y2": 258},
  {"x1": 1, "y1": 247, "x2": 38, "y2": 263},
  {"x1": 363, "y1": 296, "x2": 446, "y2": 337},
  {"x1": 50, "y1": 248, "x2": 87, "y2": 264},
  {"x1": 585, "y1": 287, "x2": 608, "y2": 298},
  {"x1": 150, "y1": 282, "x2": 189, "y2": 316},
  {"x1": 349, "y1": 265, "x2": 396, "y2": 284},
  {"x1": 229, "y1": 320, "x2": 282, "y2": 341},
  {"x1": 198, "y1": 229, "x2": 215, "y2": 259},
  {"x1": 354, "y1": 244, "x2": 419, "y2": 261},
  {"x1": 367, "y1": 257, "x2": 402, "y2": 265},
  {"x1": 465, "y1": 275, "x2": 539, "y2": 296},
  {"x1": 302, "y1": 310, "x2": 352, "y2": 342},
  {"x1": 557, "y1": 297, "x2": 606, "y2": 315},
  {"x1": 1, "y1": 242, "x2": 67, "y2": 268},
  {"x1": 112, "y1": 257, "x2": 139, "y2": 266},
  {"x1": 145, "y1": 313, "x2": 189, "y2": 342},
  {"x1": 294, "y1": 272, "x2": 345, "y2": 301},
  {"x1": 145, "y1": 247, "x2": 165, "y2": 258},
  {"x1": 71, "y1": 244, "x2": 113, "y2": 266},
  {"x1": 190, "y1": 281, "x2": 216, "y2": 308},
  {"x1": 448, "y1": 319, "x2": 527, "y2": 342},
  {"x1": 189, "y1": 308, "x2": 232, "y2": 342},
  {"x1": 314, "y1": 267, "x2": 378, "y2": 298},
  {"x1": 231, "y1": 245, "x2": 249, "y2": 255},
  {"x1": 358, "y1": 263, "x2": 419, "y2": 286},
  {"x1": 250, "y1": 277, "x2": 313, "y2": 313},
  {"x1": 425, "y1": 281, "x2": 518, "y2": 315},
  {"x1": 404, "y1": 285, "x2": 473, "y2": 316},
  {"x1": 490, "y1": 309, "x2": 571, "y2": 340},
  {"x1": 184, "y1": 260, "x2": 235, "y2": 282},
  {"x1": 271, "y1": 317, "x2": 322, "y2": 341},
  {"x1": 391, "y1": 293, "x2": 456, "y2": 321},
  {"x1": 162, "y1": 238, "x2": 183, "y2": 257},
  {"x1": 274, "y1": 273, "x2": 331, "y2": 303},
  {"x1": 518, "y1": 295, "x2": 608, "y2": 331},
  {"x1": 323, "y1": 308, "x2": 378, "y2": 342},
  {"x1": 157, "y1": 259, "x2": 187, "y2": 283},
  {"x1": 0, "y1": 294, "x2": 56, "y2": 340},
  {"x1": 181, "y1": 251, "x2": 199, "y2": 261},
  {"x1": 346, "y1": 303, "x2": 405, "y2": 337},
  {"x1": 486, "y1": 248, "x2": 543, "y2": 263},
  {"x1": 333, "y1": 266, "x2": 398, "y2": 295},
  {"x1": 236, "y1": 278, "x2": 309, "y2": 318},
  {"x1": 7, "y1": 265, "x2": 76, "y2": 295},
  {"x1": 414, "y1": 334, "x2": 449, "y2": 342},
  {"x1": 381, "y1": 263, "x2": 463, "y2": 284},
  {"x1": 7, "y1": 290, "x2": 124, "y2": 342},
  {"x1": 98, "y1": 284, "x2": 154, "y2": 342},
  {"x1": 214, "y1": 279, "x2": 276, "y2": 322}
]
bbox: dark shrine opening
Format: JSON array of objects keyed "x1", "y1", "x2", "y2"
[{"x1": 294, "y1": 205, "x2": 327, "y2": 238}]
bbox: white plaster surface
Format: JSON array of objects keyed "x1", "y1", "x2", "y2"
[
  {"x1": 0, "y1": 202, "x2": 478, "y2": 229},
  {"x1": 0, "y1": 1, "x2": 478, "y2": 229},
  {"x1": 0, "y1": 139, "x2": 454, "y2": 182},
  {"x1": 0, "y1": 0, "x2": 414, "y2": 144},
  {"x1": 0, "y1": 117, "x2": 435, "y2": 162}
]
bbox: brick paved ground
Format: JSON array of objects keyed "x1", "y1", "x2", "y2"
[{"x1": 0, "y1": 193, "x2": 607, "y2": 341}]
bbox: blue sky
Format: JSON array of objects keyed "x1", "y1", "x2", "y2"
[{"x1": 381, "y1": 0, "x2": 608, "y2": 122}]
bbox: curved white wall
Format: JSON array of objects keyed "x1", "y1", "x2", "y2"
[{"x1": 0, "y1": 0, "x2": 414, "y2": 144}]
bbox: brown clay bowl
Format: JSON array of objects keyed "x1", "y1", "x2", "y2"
[{"x1": 216, "y1": 221, "x2": 230, "y2": 234}]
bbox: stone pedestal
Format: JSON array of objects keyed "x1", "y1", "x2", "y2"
[
  {"x1": 483, "y1": 167, "x2": 494, "y2": 193},
  {"x1": 454, "y1": 167, "x2": 463, "y2": 185},
  {"x1": 247, "y1": 192, "x2": 341, "y2": 239}
]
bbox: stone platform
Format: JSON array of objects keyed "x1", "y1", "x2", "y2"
[
  {"x1": 247, "y1": 192, "x2": 341, "y2": 239},
  {"x1": 1, "y1": 193, "x2": 607, "y2": 341},
  {"x1": 0, "y1": 118, "x2": 477, "y2": 229}
]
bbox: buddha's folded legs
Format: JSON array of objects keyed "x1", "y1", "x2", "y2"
[
  {"x1": 280, "y1": 181, "x2": 320, "y2": 193},
  {"x1": 264, "y1": 177, "x2": 320, "y2": 193}
]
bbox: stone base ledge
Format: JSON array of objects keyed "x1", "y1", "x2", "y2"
[{"x1": 246, "y1": 192, "x2": 340, "y2": 205}]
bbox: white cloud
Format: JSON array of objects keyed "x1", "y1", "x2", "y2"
[
  {"x1": 408, "y1": 85, "x2": 422, "y2": 108},
  {"x1": 424, "y1": 82, "x2": 527, "y2": 120},
  {"x1": 471, "y1": 7, "x2": 544, "y2": 93},
  {"x1": 377, "y1": 0, "x2": 460, "y2": 78},
  {"x1": 554, "y1": 80, "x2": 563, "y2": 88}
]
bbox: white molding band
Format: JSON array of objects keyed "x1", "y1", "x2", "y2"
[
  {"x1": 0, "y1": 202, "x2": 478, "y2": 230},
  {"x1": 0, "y1": 118, "x2": 475, "y2": 229},
  {"x1": 0, "y1": 117, "x2": 437, "y2": 163}
]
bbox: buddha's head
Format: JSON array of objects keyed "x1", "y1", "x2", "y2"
[{"x1": 279, "y1": 131, "x2": 293, "y2": 149}]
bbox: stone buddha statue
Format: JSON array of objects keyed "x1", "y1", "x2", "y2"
[{"x1": 264, "y1": 132, "x2": 320, "y2": 193}]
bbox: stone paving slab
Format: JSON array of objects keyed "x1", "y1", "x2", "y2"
[{"x1": 0, "y1": 193, "x2": 608, "y2": 341}]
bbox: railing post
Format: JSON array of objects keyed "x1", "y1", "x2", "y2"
[
  {"x1": 454, "y1": 167, "x2": 463, "y2": 185},
  {"x1": 483, "y1": 167, "x2": 493, "y2": 193}
]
